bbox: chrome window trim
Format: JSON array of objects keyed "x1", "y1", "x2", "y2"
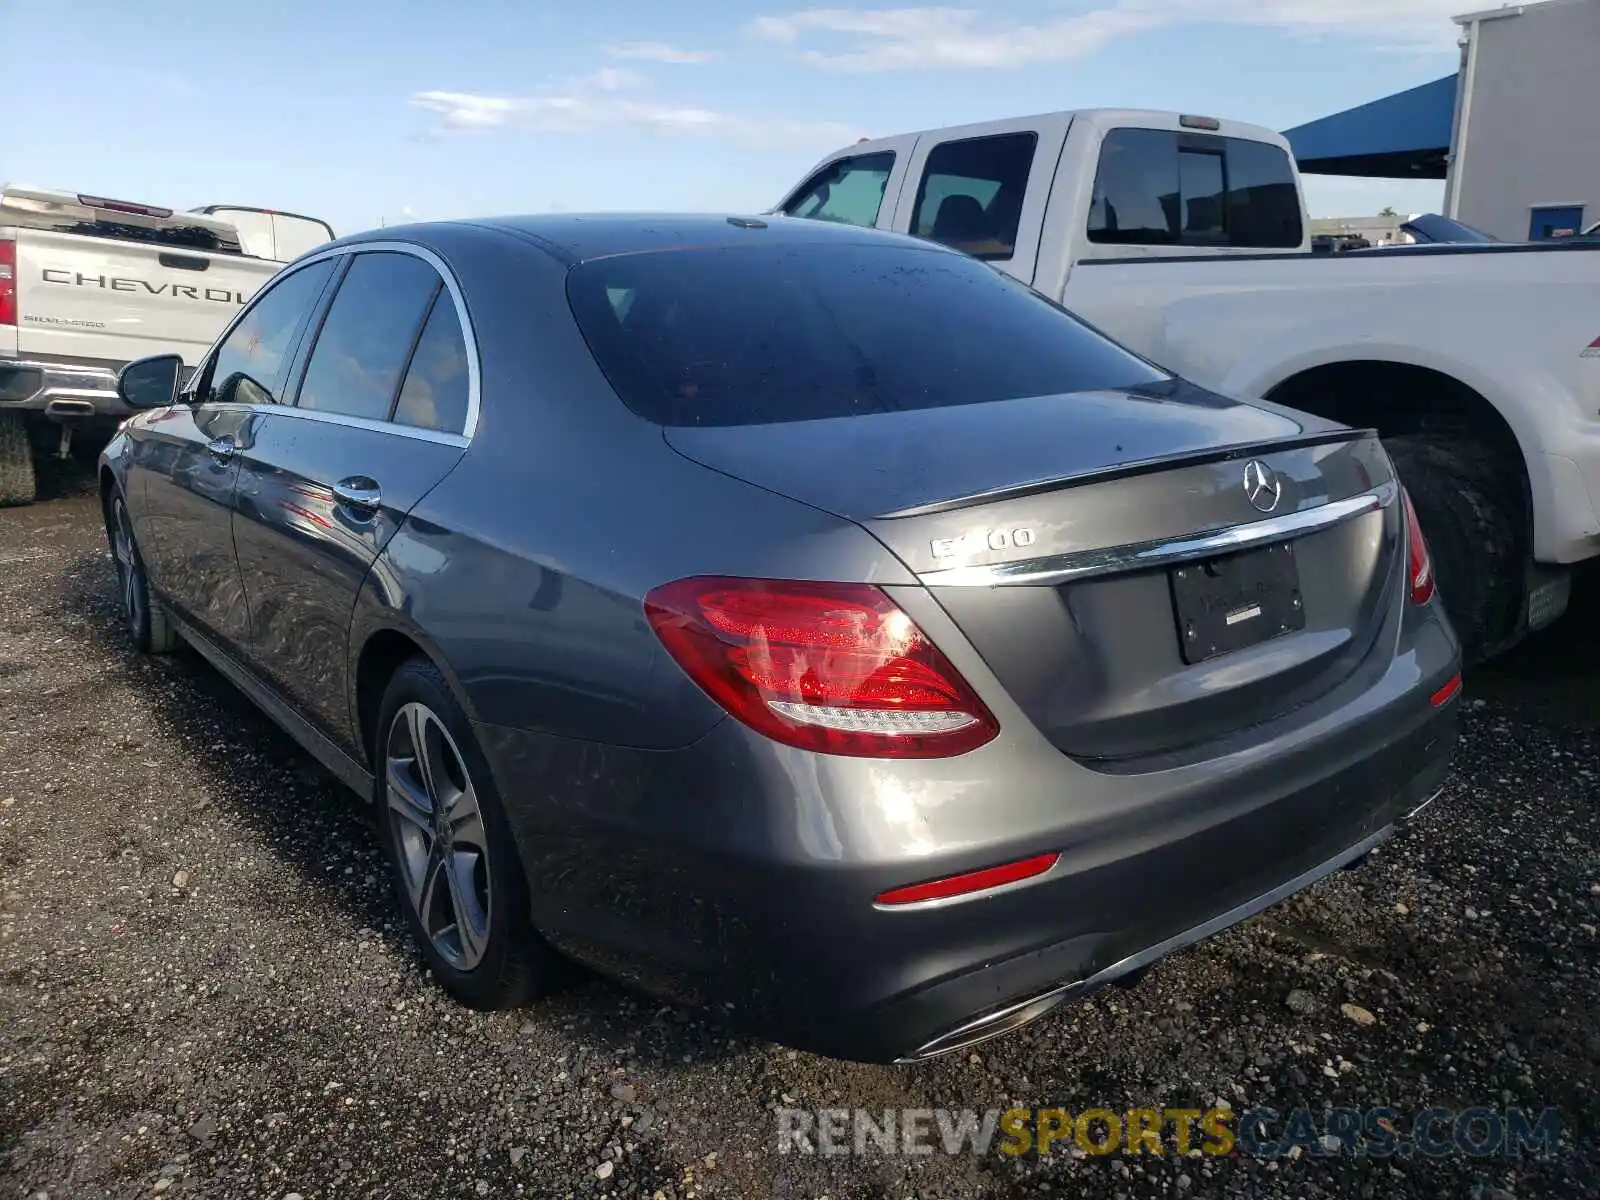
[
  {"x1": 184, "y1": 239, "x2": 481, "y2": 442},
  {"x1": 196, "y1": 401, "x2": 468, "y2": 447},
  {"x1": 918, "y1": 483, "x2": 1395, "y2": 588}
]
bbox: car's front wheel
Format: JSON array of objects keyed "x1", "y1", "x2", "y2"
[
  {"x1": 107, "y1": 491, "x2": 178, "y2": 654},
  {"x1": 375, "y1": 656, "x2": 559, "y2": 1008}
]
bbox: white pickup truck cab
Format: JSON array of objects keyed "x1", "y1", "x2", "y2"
[
  {"x1": 779, "y1": 109, "x2": 1600, "y2": 663},
  {"x1": 0, "y1": 187, "x2": 332, "y2": 505}
]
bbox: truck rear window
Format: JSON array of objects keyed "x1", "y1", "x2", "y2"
[
  {"x1": 60, "y1": 218, "x2": 242, "y2": 255},
  {"x1": 566, "y1": 242, "x2": 1167, "y2": 427},
  {"x1": 1088, "y1": 129, "x2": 1303, "y2": 249}
]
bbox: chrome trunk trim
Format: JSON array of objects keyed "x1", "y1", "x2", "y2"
[{"x1": 918, "y1": 483, "x2": 1396, "y2": 588}]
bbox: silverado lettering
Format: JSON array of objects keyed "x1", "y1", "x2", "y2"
[{"x1": 40, "y1": 268, "x2": 246, "y2": 304}]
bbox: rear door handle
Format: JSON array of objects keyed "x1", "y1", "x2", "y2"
[
  {"x1": 332, "y1": 476, "x2": 382, "y2": 514},
  {"x1": 206, "y1": 436, "x2": 236, "y2": 464}
]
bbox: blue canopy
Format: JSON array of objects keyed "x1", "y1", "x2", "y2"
[{"x1": 1283, "y1": 74, "x2": 1458, "y2": 178}]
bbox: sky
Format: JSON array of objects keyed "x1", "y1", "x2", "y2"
[{"x1": 2, "y1": 1, "x2": 1472, "y2": 237}]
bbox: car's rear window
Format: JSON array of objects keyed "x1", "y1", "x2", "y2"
[{"x1": 565, "y1": 242, "x2": 1167, "y2": 427}]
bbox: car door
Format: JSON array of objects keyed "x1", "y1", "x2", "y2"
[
  {"x1": 231, "y1": 245, "x2": 474, "y2": 751},
  {"x1": 130, "y1": 257, "x2": 337, "y2": 654}
]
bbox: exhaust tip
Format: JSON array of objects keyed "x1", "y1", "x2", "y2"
[{"x1": 896, "y1": 983, "x2": 1078, "y2": 1063}]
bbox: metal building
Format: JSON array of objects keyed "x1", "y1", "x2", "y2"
[{"x1": 1284, "y1": 0, "x2": 1600, "y2": 242}]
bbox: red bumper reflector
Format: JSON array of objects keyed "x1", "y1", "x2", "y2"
[
  {"x1": 1429, "y1": 672, "x2": 1462, "y2": 707},
  {"x1": 876, "y1": 851, "x2": 1060, "y2": 907}
]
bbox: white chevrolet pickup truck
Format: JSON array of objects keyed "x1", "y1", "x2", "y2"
[
  {"x1": 778, "y1": 109, "x2": 1600, "y2": 664},
  {"x1": 0, "y1": 186, "x2": 332, "y2": 506}
]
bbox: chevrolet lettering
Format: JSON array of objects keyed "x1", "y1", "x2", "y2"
[{"x1": 40, "y1": 268, "x2": 250, "y2": 305}]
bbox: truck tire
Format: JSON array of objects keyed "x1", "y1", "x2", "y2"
[
  {"x1": 0, "y1": 411, "x2": 37, "y2": 508},
  {"x1": 1382, "y1": 434, "x2": 1523, "y2": 666}
]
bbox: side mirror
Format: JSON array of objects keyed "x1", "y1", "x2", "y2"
[{"x1": 117, "y1": 354, "x2": 184, "y2": 410}]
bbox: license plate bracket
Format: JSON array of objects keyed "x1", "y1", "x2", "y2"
[{"x1": 1170, "y1": 542, "x2": 1304, "y2": 665}]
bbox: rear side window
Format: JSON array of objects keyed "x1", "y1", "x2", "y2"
[
  {"x1": 782, "y1": 152, "x2": 895, "y2": 228},
  {"x1": 296, "y1": 252, "x2": 440, "y2": 421},
  {"x1": 566, "y1": 243, "x2": 1166, "y2": 427},
  {"x1": 910, "y1": 132, "x2": 1037, "y2": 261},
  {"x1": 204, "y1": 259, "x2": 335, "y2": 406},
  {"x1": 1088, "y1": 129, "x2": 1303, "y2": 249},
  {"x1": 393, "y1": 294, "x2": 471, "y2": 435}
]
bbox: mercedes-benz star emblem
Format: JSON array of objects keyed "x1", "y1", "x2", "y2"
[{"x1": 1242, "y1": 459, "x2": 1282, "y2": 513}]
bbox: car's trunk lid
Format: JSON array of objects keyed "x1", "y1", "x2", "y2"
[
  {"x1": 666, "y1": 383, "x2": 1401, "y2": 764},
  {"x1": 663, "y1": 380, "x2": 1321, "y2": 524}
]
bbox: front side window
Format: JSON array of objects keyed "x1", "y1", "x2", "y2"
[
  {"x1": 296, "y1": 252, "x2": 440, "y2": 421},
  {"x1": 1088, "y1": 128, "x2": 1303, "y2": 249},
  {"x1": 566, "y1": 242, "x2": 1167, "y2": 428},
  {"x1": 202, "y1": 259, "x2": 335, "y2": 406},
  {"x1": 782, "y1": 152, "x2": 896, "y2": 228},
  {"x1": 909, "y1": 132, "x2": 1037, "y2": 261}
]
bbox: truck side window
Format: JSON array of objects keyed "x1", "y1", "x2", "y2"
[
  {"x1": 782, "y1": 153, "x2": 896, "y2": 228},
  {"x1": 1088, "y1": 129, "x2": 1302, "y2": 249},
  {"x1": 910, "y1": 132, "x2": 1037, "y2": 261}
]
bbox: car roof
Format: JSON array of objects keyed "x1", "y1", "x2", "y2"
[{"x1": 337, "y1": 213, "x2": 945, "y2": 266}]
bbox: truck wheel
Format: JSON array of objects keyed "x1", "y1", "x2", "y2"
[
  {"x1": 0, "y1": 412, "x2": 37, "y2": 508},
  {"x1": 1383, "y1": 434, "x2": 1524, "y2": 665}
]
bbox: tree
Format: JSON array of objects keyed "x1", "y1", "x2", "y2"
[{"x1": 1379, "y1": 205, "x2": 1398, "y2": 218}]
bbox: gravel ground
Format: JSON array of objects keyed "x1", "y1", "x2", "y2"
[{"x1": 2, "y1": 486, "x2": 1597, "y2": 1200}]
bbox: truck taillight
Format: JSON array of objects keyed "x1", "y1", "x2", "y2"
[
  {"x1": 0, "y1": 240, "x2": 15, "y2": 326},
  {"x1": 1402, "y1": 488, "x2": 1435, "y2": 606},
  {"x1": 645, "y1": 577, "x2": 999, "y2": 758}
]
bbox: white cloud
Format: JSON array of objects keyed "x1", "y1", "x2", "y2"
[
  {"x1": 604, "y1": 40, "x2": 720, "y2": 64},
  {"x1": 749, "y1": 6, "x2": 1158, "y2": 70},
  {"x1": 409, "y1": 75, "x2": 857, "y2": 150},
  {"x1": 411, "y1": 91, "x2": 524, "y2": 131},
  {"x1": 749, "y1": 2, "x2": 1467, "y2": 71},
  {"x1": 582, "y1": 66, "x2": 647, "y2": 91}
]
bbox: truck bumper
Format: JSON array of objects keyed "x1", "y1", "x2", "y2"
[{"x1": 0, "y1": 358, "x2": 129, "y2": 423}]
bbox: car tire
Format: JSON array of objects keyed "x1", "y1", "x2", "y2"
[
  {"x1": 374, "y1": 656, "x2": 560, "y2": 1009},
  {"x1": 1383, "y1": 433, "x2": 1524, "y2": 665},
  {"x1": 0, "y1": 411, "x2": 37, "y2": 508},
  {"x1": 107, "y1": 490, "x2": 179, "y2": 655}
]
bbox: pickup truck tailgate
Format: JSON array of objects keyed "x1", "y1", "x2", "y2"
[{"x1": 12, "y1": 227, "x2": 280, "y2": 365}]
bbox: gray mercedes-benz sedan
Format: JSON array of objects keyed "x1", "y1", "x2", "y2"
[{"x1": 99, "y1": 214, "x2": 1460, "y2": 1063}]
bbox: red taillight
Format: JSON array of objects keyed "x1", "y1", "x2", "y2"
[
  {"x1": 876, "y1": 851, "x2": 1060, "y2": 906},
  {"x1": 1429, "y1": 672, "x2": 1462, "y2": 707},
  {"x1": 644, "y1": 576, "x2": 999, "y2": 758},
  {"x1": 0, "y1": 240, "x2": 14, "y2": 327},
  {"x1": 1402, "y1": 488, "x2": 1435, "y2": 605}
]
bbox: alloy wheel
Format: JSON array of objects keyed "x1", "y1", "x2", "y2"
[{"x1": 385, "y1": 702, "x2": 494, "y2": 971}]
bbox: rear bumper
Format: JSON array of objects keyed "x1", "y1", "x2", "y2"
[
  {"x1": 897, "y1": 816, "x2": 1409, "y2": 1062},
  {"x1": 0, "y1": 357, "x2": 128, "y2": 421},
  {"x1": 480, "y1": 612, "x2": 1459, "y2": 1063}
]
